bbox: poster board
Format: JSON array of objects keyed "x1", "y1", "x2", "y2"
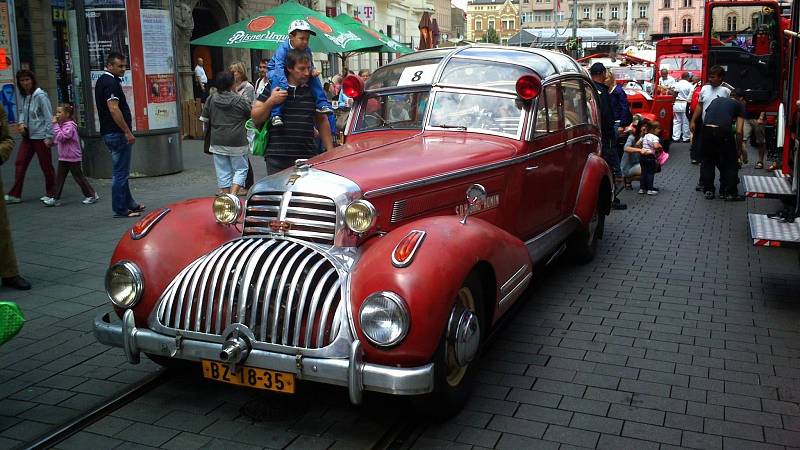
[{"x1": 83, "y1": 0, "x2": 177, "y2": 133}]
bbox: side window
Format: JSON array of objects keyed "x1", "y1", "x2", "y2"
[
  {"x1": 562, "y1": 80, "x2": 587, "y2": 127},
  {"x1": 583, "y1": 81, "x2": 600, "y2": 128},
  {"x1": 533, "y1": 94, "x2": 549, "y2": 137},
  {"x1": 545, "y1": 83, "x2": 564, "y2": 132}
]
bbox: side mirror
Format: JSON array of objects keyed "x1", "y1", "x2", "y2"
[{"x1": 461, "y1": 184, "x2": 487, "y2": 225}]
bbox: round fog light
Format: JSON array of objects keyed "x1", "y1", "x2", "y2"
[
  {"x1": 105, "y1": 261, "x2": 143, "y2": 308},
  {"x1": 213, "y1": 194, "x2": 241, "y2": 224},
  {"x1": 359, "y1": 291, "x2": 409, "y2": 347},
  {"x1": 345, "y1": 200, "x2": 377, "y2": 233}
]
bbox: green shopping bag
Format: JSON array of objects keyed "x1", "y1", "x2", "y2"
[
  {"x1": 0, "y1": 301, "x2": 25, "y2": 346},
  {"x1": 245, "y1": 118, "x2": 269, "y2": 157}
]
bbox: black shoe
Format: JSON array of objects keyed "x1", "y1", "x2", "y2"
[
  {"x1": 2, "y1": 275, "x2": 31, "y2": 290},
  {"x1": 691, "y1": 160, "x2": 699, "y2": 164},
  {"x1": 704, "y1": 191, "x2": 715, "y2": 200},
  {"x1": 695, "y1": 184, "x2": 704, "y2": 191},
  {"x1": 612, "y1": 201, "x2": 628, "y2": 210},
  {"x1": 724, "y1": 194, "x2": 745, "y2": 202},
  {"x1": 270, "y1": 116, "x2": 284, "y2": 127}
]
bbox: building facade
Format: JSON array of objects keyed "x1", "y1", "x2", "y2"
[
  {"x1": 574, "y1": 1, "x2": 652, "y2": 41},
  {"x1": 451, "y1": 5, "x2": 466, "y2": 40},
  {"x1": 519, "y1": 0, "x2": 569, "y2": 31},
  {"x1": 651, "y1": 0, "x2": 703, "y2": 39},
  {"x1": 432, "y1": 0, "x2": 452, "y2": 40},
  {"x1": 466, "y1": 0, "x2": 519, "y2": 44}
]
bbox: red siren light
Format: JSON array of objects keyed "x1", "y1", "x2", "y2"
[
  {"x1": 516, "y1": 74, "x2": 542, "y2": 101},
  {"x1": 342, "y1": 75, "x2": 365, "y2": 99}
]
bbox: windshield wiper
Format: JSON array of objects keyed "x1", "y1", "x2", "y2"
[{"x1": 432, "y1": 124, "x2": 467, "y2": 131}]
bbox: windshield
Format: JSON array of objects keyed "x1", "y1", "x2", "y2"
[
  {"x1": 659, "y1": 56, "x2": 702, "y2": 71},
  {"x1": 429, "y1": 91, "x2": 524, "y2": 137},
  {"x1": 365, "y1": 58, "x2": 442, "y2": 90},
  {"x1": 353, "y1": 91, "x2": 430, "y2": 132},
  {"x1": 439, "y1": 59, "x2": 534, "y2": 93}
]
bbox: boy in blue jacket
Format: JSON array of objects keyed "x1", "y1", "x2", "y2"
[{"x1": 268, "y1": 19, "x2": 333, "y2": 127}]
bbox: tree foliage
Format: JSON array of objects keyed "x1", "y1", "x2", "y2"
[{"x1": 482, "y1": 27, "x2": 500, "y2": 44}]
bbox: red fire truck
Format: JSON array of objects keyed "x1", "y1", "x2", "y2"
[{"x1": 717, "y1": 0, "x2": 800, "y2": 248}]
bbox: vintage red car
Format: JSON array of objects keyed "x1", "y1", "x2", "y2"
[{"x1": 94, "y1": 45, "x2": 613, "y2": 416}]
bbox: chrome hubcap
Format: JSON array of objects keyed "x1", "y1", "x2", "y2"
[{"x1": 445, "y1": 287, "x2": 479, "y2": 387}]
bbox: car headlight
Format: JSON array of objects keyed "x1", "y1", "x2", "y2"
[
  {"x1": 359, "y1": 291, "x2": 409, "y2": 347},
  {"x1": 213, "y1": 194, "x2": 241, "y2": 224},
  {"x1": 345, "y1": 200, "x2": 377, "y2": 233},
  {"x1": 105, "y1": 261, "x2": 143, "y2": 308}
]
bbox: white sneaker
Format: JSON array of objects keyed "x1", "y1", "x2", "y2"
[
  {"x1": 4, "y1": 194, "x2": 21, "y2": 204},
  {"x1": 82, "y1": 193, "x2": 100, "y2": 204},
  {"x1": 638, "y1": 189, "x2": 645, "y2": 195},
  {"x1": 43, "y1": 197, "x2": 61, "y2": 207},
  {"x1": 40, "y1": 196, "x2": 50, "y2": 202},
  {"x1": 647, "y1": 190, "x2": 659, "y2": 195}
]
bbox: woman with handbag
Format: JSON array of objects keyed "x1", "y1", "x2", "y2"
[
  {"x1": 200, "y1": 72, "x2": 251, "y2": 196},
  {"x1": 4, "y1": 70, "x2": 55, "y2": 204}
]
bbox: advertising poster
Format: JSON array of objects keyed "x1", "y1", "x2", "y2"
[
  {"x1": 140, "y1": 5, "x2": 177, "y2": 129},
  {"x1": 68, "y1": 10, "x2": 88, "y2": 128},
  {"x1": 0, "y1": 2, "x2": 16, "y2": 123},
  {"x1": 145, "y1": 74, "x2": 176, "y2": 129}
]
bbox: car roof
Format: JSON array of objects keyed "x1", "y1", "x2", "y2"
[{"x1": 385, "y1": 45, "x2": 585, "y2": 80}]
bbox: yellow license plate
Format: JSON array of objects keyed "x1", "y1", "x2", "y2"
[{"x1": 201, "y1": 360, "x2": 295, "y2": 394}]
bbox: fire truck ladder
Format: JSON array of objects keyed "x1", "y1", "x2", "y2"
[{"x1": 747, "y1": 7, "x2": 800, "y2": 249}]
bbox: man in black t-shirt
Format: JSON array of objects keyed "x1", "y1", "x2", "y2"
[
  {"x1": 701, "y1": 89, "x2": 745, "y2": 201},
  {"x1": 589, "y1": 63, "x2": 626, "y2": 210},
  {"x1": 251, "y1": 50, "x2": 334, "y2": 174},
  {"x1": 94, "y1": 51, "x2": 143, "y2": 217}
]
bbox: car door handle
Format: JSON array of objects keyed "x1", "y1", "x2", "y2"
[{"x1": 526, "y1": 165, "x2": 539, "y2": 171}]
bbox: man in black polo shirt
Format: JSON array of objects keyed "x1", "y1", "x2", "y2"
[
  {"x1": 251, "y1": 50, "x2": 334, "y2": 174},
  {"x1": 95, "y1": 51, "x2": 143, "y2": 217},
  {"x1": 700, "y1": 89, "x2": 745, "y2": 201}
]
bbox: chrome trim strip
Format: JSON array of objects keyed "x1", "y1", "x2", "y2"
[
  {"x1": 293, "y1": 258, "x2": 327, "y2": 346},
  {"x1": 262, "y1": 243, "x2": 298, "y2": 342},
  {"x1": 364, "y1": 135, "x2": 590, "y2": 198},
  {"x1": 226, "y1": 240, "x2": 261, "y2": 329},
  {"x1": 205, "y1": 240, "x2": 246, "y2": 334},
  {"x1": 500, "y1": 265, "x2": 529, "y2": 296},
  {"x1": 499, "y1": 272, "x2": 532, "y2": 308},
  {"x1": 525, "y1": 216, "x2": 581, "y2": 265},
  {"x1": 281, "y1": 252, "x2": 317, "y2": 345},
  {"x1": 216, "y1": 240, "x2": 256, "y2": 334},
  {"x1": 317, "y1": 279, "x2": 342, "y2": 347},
  {"x1": 254, "y1": 241, "x2": 291, "y2": 340},
  {"x1": 130, "y1": 208, "x2": 170, "y2": 240},
  {"x1": 391, "y1": 200, "x2": 406, "y2": 223},
  {"x1": 239, "y1": 240, "x2": 277, "y2": 328},
  {"x1": 270, "y1": 247, "x2": 309, "y2": 343},
  {"x1": 305, "y1": 268, "x2": 337, "y2": 347}
]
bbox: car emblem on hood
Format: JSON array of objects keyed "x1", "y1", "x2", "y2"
[
  {"x1": 287, "y1": 174, "x2": 301, "y2": 185},
  {"x1": 268, "y1": 220, "x2": 292, "y2": 232}
]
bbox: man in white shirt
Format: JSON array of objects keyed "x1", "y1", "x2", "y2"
[
  {"x1": 194, "y1": 57, "x2": 208, "y2": 102},
  {"x1": 657, "y1": 68, "x2": 676, "y2": 94},
  {"x1": 254, "y1": 58, "x2": 268, "y2": 96},
  {"x1": 672, "y1": 72, "x2": 695, "y2": 142},
  {"x1": 690, "y1": 65, "x2": 731, "y2": 191}
]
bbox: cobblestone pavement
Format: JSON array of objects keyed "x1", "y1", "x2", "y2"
[{"x1": 1, "y1": 141, "x2": 799, "y2": 449}]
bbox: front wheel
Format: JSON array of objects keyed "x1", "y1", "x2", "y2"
[
  {"x1": 413, "y1": 273, "x2": 484, "y2": 420},
  {"x1": 567, "y1": 199, "x2": 605, "y2": 264}
]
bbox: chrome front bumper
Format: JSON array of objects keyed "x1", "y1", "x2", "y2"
[{"x1": 93, "y1": 311, "x2": 434, "y2": 404}]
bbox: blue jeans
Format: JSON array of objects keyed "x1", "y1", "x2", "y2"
[
  {"x1": 268, "y1": 74, "x2": 331, "y2": 118},
  {"x1": 601, "y1": 138, "x2": 622, "y2": 178},
  {"x1": 212, "y1": 154, "x2": 249, "y2": 188},
  {"x1": 102, "y1": 132, "x2": 138, "y2": 215}
]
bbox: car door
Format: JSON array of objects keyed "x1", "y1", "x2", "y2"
[
  {"x1": 561, "y1": 78, "x2": 600, "y2": 214},
  {"x1": 517, "y1": 82, "x2": 568, "y2": 239}
]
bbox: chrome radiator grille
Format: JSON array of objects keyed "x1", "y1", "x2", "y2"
[
  {"x1": 243, "y1": 192, "x2": 337, "y2": 245},
  {"x1": 156, "y1": 238, "x2": 344, "y2": 349}
]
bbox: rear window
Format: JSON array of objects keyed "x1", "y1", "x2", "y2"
[{"x1": 439, "y1": 59, "x2": 534, "y2": 93}]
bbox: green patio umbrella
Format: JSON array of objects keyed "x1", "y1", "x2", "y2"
[
  {"x1": 191, "y1": 1, "x2": 380, "y2": 53},
  {"x1": 332, "y1": 14, "x2": 413, "y2": 55}
]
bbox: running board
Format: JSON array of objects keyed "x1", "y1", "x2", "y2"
[
  {"x1": 526, "y1": 216, "x2": 580, "y2": 265},
  {"x1": 748, "y1": 213, "x2": 800, "y2": 248},
  {"x1": 743, "y1": 175, "x2": 794, "y2": 199}
]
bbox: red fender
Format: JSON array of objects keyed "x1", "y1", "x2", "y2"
[
  {"x1": 111, "y1": 197, "x2": 240, "y2": 325},
  {"x1": 349, "y1": 216, "x2": 531, "y2": 367},
  {"x1": 574, "y1": 153, "x2": 613, "y2": 225}
]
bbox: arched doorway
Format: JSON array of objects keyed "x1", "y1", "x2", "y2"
[{"x1": 191, "y1": 0, "x2": 228, "y2": 93}]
